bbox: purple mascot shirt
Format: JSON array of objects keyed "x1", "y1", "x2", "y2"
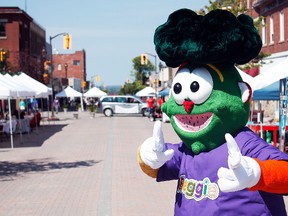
[{"x1": 157, "y1": 127, "x2": 288, "y2": 216}]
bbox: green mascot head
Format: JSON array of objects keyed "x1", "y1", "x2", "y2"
[{"x1": 154, "y1": 9, "x2": 262, "y2": 154}]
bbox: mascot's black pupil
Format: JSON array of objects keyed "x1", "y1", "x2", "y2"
[
  {"x1": 190, "y1": 81, "x2": 199, "y2": 92},
  {"x1": 174, "y1": 83, "x2": 182, "y2": 94}
]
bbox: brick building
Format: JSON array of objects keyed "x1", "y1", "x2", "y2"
[
  {"x1": 251, "y1": 0, "x2": 288, "y2": 64},
  {"x1": 246, "y1": 0, "x2": 288, "y2": 121},
  {"x1": 52, "y1": 50, "x2": 87, "y2": 92},
  {"x1": 0, "y1": 7, "x2": 46, "y2": 82}
]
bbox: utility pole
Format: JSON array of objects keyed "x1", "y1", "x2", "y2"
[
  {"x1": 49, "y1": 32, "x2": 69, "y2": 118},
  {"x1": 145, "y1": 52, "x2": 158, "y2": 95}
]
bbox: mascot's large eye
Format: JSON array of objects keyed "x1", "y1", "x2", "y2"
[
  {"x1": 174, "y1": 83, "x2": 182, "y2": 94},
  {"x1": 187, "y1": 67, "x2": 213, "y2": 104},
  {"x1": 172, "y1": 67, "x2": 213, "y2": 105},
  {"x1": 190, "y1": 81, "x2": 199, "y2": 92},
  {"x1": 172, "y1": 67, "x2": 193, "y2": 105}
]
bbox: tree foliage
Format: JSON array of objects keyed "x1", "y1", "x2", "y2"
[
  {"x1": 118, "y1": 56, "x2": 155, "y2": 95},
  {"x1": 198, "y1": 0, "x2": 247, "y2": 16},
  {"x1": 118, "y1": 80, "x2": 145, "y2": 95},
  {"x1": 132, "y1": 56, "x2": 155, "y2": 85}
]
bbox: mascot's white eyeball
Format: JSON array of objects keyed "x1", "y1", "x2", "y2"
[{"x1": 172, "y1": 67, "x2": 213, "y2": 105}]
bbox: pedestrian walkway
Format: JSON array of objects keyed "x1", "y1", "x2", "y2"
[
  {"x1": 0, "y1": 111, "x2": 287, "y2": 215},
  {"x1": 0, "y1": 111, "x2": 177, "y2": 216}
]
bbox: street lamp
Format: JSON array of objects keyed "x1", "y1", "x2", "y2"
[
  {"x1": 145, "y1": 52, "x2": 158, "y2": 93},
  {"x1": 159, "y1": 62, "x2": 163, "y2": 88},
  {"x1": 49, "y1": 32, "x2": 68, "y2": 118},
  {"x1": 90, "y1": 75, "x2": 100, "y2": 89}
]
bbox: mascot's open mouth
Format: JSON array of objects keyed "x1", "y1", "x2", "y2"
[{"x1": 173, "y1": 112, "x2": 213, "y2": 132}]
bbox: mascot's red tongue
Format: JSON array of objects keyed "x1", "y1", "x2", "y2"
[{"x1": 183, "y1": 100, "x2": 194, "y2": 113}]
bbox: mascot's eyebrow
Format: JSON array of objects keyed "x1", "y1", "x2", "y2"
[{"x1": 206, "y1": 64, "x2": 224, "y2": 82}]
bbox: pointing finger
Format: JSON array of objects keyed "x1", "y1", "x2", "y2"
[
  {"x1": 225, "y1": 133, "x2": 241, "y2": 169},
  {"x1": 153, "y1": 121, "x2": 165, "y2": 152}
]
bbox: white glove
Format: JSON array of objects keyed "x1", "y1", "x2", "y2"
[
  {"x1": 140, "y1": 121, "x2": 174, "y2": 169},
  {"x1": 217, "y1": 133, "x2": 261, "y2": 192}
]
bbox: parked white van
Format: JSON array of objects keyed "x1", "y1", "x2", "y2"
[{"x1": 98, "y1": 95, "x2": 148, "y2": 117}]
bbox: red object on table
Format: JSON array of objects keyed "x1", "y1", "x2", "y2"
[{"x1": 248, "y1": 124, "x2": 288, "y2": 148}]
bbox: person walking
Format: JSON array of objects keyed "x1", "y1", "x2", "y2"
[
  {"x1": 53, "y1": 98, "x2": 59, "y2": 114},
  {"x1": 30, "y1": 97, "x2": 38, "y2": 112},
  {"x1": 147, "y1": 96, "x2": 155, "y2": 121},
  {"x1": 19, "y1": 99, "x2": 26, "y2": 111},
  {"x1": 156, "y1": 96, "x2": 164, "y2": 119}
]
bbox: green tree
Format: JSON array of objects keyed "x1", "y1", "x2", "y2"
[
  {"x1": 118, "y1": 55, "x2": 155, "y2": 95},
  {"x1": 198, "y1": 0, "x2": 247, "y2": 16},
  {"x1": 132, "y1": 56, "x2": 155, "y2": 85},
  {"x1": 118, "y1": 80, "x2": 145, "y2": 95}
]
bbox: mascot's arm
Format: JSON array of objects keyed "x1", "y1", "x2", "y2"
[
  {"x1": 137, "y1": 121, "x2": 174, "y2": 179},
  {"x1": 137, "y1": 146, "x2": 159, "y2": 178},
  {"x1": 218, "y1": 134, "x2": 288, "y2": 194},
  {"x1": 249, "y1": 159, "x2": 288, "y2": 194}
]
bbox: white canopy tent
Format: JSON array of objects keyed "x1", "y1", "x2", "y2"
[
  {"x1": 0, "y1": 74, "x2": 36, "y2": 149},
  {"x1": 83, "y1": 87, "x2": 107, "y2": 98},
  {"x1": 0, "y1": 80, "x2": 19, "y2": 118},
  {"x1": 1, "y1": 74, "x2": 37, "y2": 142},
  {"x1": 0, "y1": 74, "x2": 36, "y2": 98},
  {"x1": 253, "y1": 57, "x2": 288, "y2": 91},
  {"x1": 15, "y1": 72, "x2": 52, "y2": 98},
  {"x1": 14, "y1": 73, "x2": 53, "y2": 119},
  {"x1": 135, "y1": 86, "x2": 156, "y2": 97},
  {"x1": 0, "y1": 84, "x2": 19, "y2": 148},
  {"x1": 0, "y1": 84, "x2": 17, "y2": 98},
  {"x1": 55, "y1": 86, "x2": 84, "y2": 111},
  {"x1": 0, "y1": 72, "x2": 54, "y2": 149}
]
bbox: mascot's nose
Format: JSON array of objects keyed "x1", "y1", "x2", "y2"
[{"x1": 183, "y1": 99, "x2": 194, "y2": 113}]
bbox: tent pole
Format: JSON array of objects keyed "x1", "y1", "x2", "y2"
[
  {"x1": 17, "y1": 109, "x2": 23, "y2": 144},
  {"x1": 47, "y1": 96, "x2": 50, "y2": 120},
  {"x1": 80, "y1": 96, "x2": 84, "y2": 112},
  {"x1": 8, "y1": 98, "x2": 13, "y2": 149}
]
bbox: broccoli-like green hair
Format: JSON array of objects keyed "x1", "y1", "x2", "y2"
[{"x1": 154, "y1": 9, "x2": 262, "y2": 68}]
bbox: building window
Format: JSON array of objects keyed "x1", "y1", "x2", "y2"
[
  {"x1": 269, "y1": 15, "x2": 274, "y2": 44},
  {"x1": 246, "y1": 0, "x2": 250, "y2": 9},
  {"x1": 58, "y1": 64, "x2": 62, "y2": 71},
  {"x1": 262, "y1": 18, "x2": 267, "y2": 45},
  {"x1": 73, "y1": 60, "x2": 80, "y2": 66},
  {"x1": 0, "y1": 20, "x2": 7, "y2": 37},
  {"x1": 280, "y1": 10, "x2": 284, "y2": 42}
]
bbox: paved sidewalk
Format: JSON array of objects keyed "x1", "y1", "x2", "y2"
[
  {"x1": 0, "y1": 111, "x2": 178, "y2": 216},
  {"x1": 0, "y1": 111, "x2": 287, "y2": 215}
]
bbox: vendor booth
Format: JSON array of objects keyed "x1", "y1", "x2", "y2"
[{"x1": 55, "y1": 86, "x2": 84, "y2": 111}]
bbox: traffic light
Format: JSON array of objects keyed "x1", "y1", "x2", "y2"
[
  {"x1": 140, "y1": 54, "x2": 148, "y2": 65},
  {"x1": 154, "y1": 79, "x2": 161, "y2": 87},
  {"x1": 63, "y1": 34, "x2": 71, "y2": 49},
  {"x1": 0, "y1": 50, "x2": 6, "y2": 62},
  {"x1": 95, "y1": 75, "x2": 100, "y2": 82},
  {"x1": 43, "y1": 73, "x2": 49, "y2": 84},
  {"x1": 82, "y1": 81, "x2": 86, "y2": 88},
  {"x1": 44, "y1": 60, "x2": 51, "y2": 71}
]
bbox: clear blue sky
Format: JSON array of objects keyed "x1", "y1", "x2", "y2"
[{"x1": 1, "y1": 0, "x2": 210, "y2": 86}]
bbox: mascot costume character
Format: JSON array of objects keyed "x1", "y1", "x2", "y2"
[{"x1": 137, "y1": 8, "x2": 288, "y2": 216}]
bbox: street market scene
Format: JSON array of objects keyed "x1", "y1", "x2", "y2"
[{"x1": 1, "y1": 0, "x2": 288, "y2": 215}]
